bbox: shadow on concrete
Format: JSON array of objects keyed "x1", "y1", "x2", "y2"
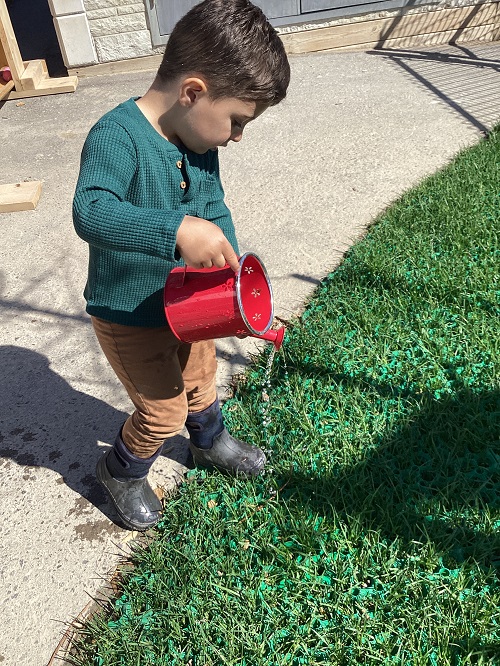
[
  {"x1": 0, "y1": 346, "x2": 191, "y2": 526},
  {"x1": 289, "y1": 272, "x2": 322, "y2": 286},
  {"x1": 368, "y1": 42, "x2": 500, "y2": 135},
  {"x1": 0, "y1": 345, "x2": 126, "y2": 520},
  {"x1": 0, "y1": 297, "x2": 89, "y2": 323}
]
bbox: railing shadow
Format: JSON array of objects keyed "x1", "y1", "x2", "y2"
[
  {"x1": 366, "y1": 2, "x2": 500, "y2": 134},
  {"x1": 372, "y1": 0, "x2": 496, "y2": 49},
  {"x1": 369, "y1": 43, "x2": 500, "y2": 135}
]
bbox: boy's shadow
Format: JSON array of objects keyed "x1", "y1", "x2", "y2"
[{"x1": 0, "y1": 345, "x2": 191, "y2": 524}]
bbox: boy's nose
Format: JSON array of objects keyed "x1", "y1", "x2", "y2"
[{"x1": 231, "y1": 130, "x2": 243, "y2": 143}]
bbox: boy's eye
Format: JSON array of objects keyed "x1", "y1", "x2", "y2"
[{"x1": 232, "y1": 120, "x2": 243, "y2": 130}]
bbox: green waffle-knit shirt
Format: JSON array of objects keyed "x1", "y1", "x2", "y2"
[{"x1": 73, "y1": 97, "x2": 238, "y2": 327}]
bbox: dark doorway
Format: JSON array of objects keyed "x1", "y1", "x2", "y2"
[{"x1": 6, "y1": 0, "x2": 66, "y2": 77}]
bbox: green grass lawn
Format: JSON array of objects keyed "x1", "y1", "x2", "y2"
[{"x1": 70, "y1": 127, "x2": 499, "y2": 666}]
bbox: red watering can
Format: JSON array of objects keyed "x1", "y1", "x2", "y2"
[{"x1": 164, "y1": 252, "x2": 285, "y2": 350}]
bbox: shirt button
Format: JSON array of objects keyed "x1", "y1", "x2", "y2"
[
  {"x1": 176, "y1": 160, "x2": 182, "y2": 169},
  {"x1": 180, "y1": 181, "x2": 187, "y2": 189}
]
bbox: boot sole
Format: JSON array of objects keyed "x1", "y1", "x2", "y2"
[{"x1": 96, "y1": 455, "x2": 159, "y2": 532}]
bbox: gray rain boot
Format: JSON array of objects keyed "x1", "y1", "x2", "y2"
[
  {"x1": 185, "y1": 399, "x2": 266, "y2": 477},
  {"x1": 96, "y1": 430, "x2": 162, "y2": 531}
]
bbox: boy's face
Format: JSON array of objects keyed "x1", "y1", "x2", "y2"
[{"x1": 176, "y1": 79, "x2": 267, "y2": 154}]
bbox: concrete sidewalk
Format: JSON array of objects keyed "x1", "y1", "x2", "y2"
[{"x1": 0, "y1": 42, "x2": 498, "y2": 666}]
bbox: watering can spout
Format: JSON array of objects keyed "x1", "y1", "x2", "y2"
[{"x1": 256, "y1": 326, "x2": 285, "y2": 351}]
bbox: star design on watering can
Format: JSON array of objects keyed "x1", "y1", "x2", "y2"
[
  {"x1": 252, "y1": 313, "x2": 262, "y2": 322},
  {"x1": 244, "y1": 266, "x2": 254, "y2": 274},
  {"x1": 252, "y1": 288, "x2": 261, "y2": 298},
  {"x1": 222, "y1": 279, "x2": 233, "y2": 291}
]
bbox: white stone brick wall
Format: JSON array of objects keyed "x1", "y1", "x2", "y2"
[
  {"x1": 86, "y1": 8, "x2": 116, "y2": 20},
  {"x1": 83, "y1": 0, "x2": 158, "y2": 63},
  {"x1": 118, "y1": 3, "x2": 146, "y2": 16},
  {"x1": 48, "y1": 0, "x2": 98, "y2": 67}
]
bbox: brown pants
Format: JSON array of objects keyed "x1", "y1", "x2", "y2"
[{"x1": 91, "y1": 316, "x2": 218, "y2": 458}]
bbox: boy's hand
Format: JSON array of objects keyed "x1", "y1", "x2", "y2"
[{"x1": 176, "y1": 216, "x2": 240, "y2": 272}]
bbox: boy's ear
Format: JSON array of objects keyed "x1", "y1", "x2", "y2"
[{"x1": 179, "y1": 77, "x2": 208, "y2": 106}]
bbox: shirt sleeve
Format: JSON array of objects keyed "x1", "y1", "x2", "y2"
[
  {"x1": 203, "y1": 150, "x2": 240, "y2": 256},
  {"x1": 73, "y1": 120, "x2": 184, "y2": 262}
]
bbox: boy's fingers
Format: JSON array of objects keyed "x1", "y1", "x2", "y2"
[
  {"x1": 212, "y1": 256, "x2": 226, "y2": 268},
  {"x1": 223, "y1": 244, "x2": 240, "y2": 272},
  {"x1": 176, "y1": 217, "x2": 240, "y2": 272}
]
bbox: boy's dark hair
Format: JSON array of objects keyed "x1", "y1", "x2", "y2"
[{"x1": 156, "y1": 0, "x2": 290, "y2": 106}]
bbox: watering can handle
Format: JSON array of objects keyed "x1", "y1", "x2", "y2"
[
  {"x1": 169, "y1": 265, "x2": 188, "y2": 289},
  {"x1": 171, "y1": 259, "x2": 241, "y2": 289}
]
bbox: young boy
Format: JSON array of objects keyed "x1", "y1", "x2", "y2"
[{"x1": 73, "y1": 0, "x2": 290, "y2": 531}]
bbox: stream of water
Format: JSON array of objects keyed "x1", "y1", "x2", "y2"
[{"x1": 260, "y1": 344, "x2": 290, "y2": 467}]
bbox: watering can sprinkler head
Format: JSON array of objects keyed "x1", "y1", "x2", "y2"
[{"x1": 257, "y1": 326, "x2": 285, "y2": 351}]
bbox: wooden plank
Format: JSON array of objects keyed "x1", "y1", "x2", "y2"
[
  {"x1": 6, "y1": 74, "x2": 78, "y2": 99},
  {"x1": 0, "y1": 0, "x2": 25, "y2": 88},
  {"x1": 0, "y1": 181, "x2": 42, "y2": 213},
  {"x1": 280, "y1": 2, "x2": 500, "y2": 53},
  {"x1": 19, "y1": 59, "x2": 45, "y2": 90},
  {"x1": 329, "y1": 20, "x2": 500, "y2": 52},
  {"x1": 0, "y1": 2, "x2": 78, "y2": 99},
  {"x1": 0, "y1": 76, "x2": 13, "y2": 100},
  {"x1": 375, "y1": 1, "x2": 500, "y2": 44},
  {"x1": 69, "y1": 1, "x2": 499, "y2": 74},
  {"x1": 68, "y1": 54, "x2": 162, "y2": 78},
  {"x1": 0, "y1": 36, "x2": 7, "y2": 68}
]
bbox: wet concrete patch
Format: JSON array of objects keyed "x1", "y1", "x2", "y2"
[
  {"x1": 74, "y1": 519, "x2": 122, "y2": 542},
  {"x1": 69, "y1": 495, "x2": 123, "y2": 541}
]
